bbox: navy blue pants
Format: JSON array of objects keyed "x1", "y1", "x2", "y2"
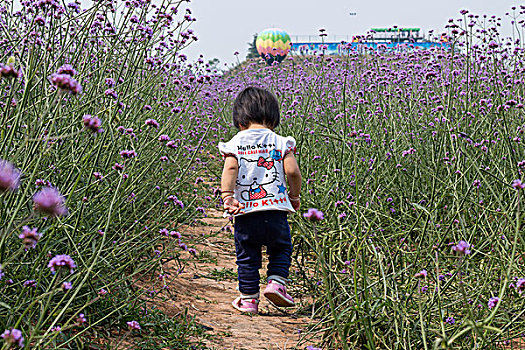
[{"x1": 234, "y1": 210, "x2": 293, "y2": 295}]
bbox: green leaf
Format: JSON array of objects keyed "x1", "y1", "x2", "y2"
[{"x1": 411, "y1": 202, "x2": 430, "y2": 216}]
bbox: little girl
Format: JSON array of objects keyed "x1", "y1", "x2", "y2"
[{"x1": 219, "y1": 86, "x2": 302, "y2": 314}]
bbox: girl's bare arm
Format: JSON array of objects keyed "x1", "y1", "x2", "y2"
[
  {"x1": 221, "y1": 156, "x2": 244, "y2": 214},
  {"x1": 283, "y1": 152, "x2": 302, "y2": 210}
]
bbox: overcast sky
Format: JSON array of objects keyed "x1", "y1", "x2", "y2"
[{"x1": 183, "y1": 0, "x2": 522, "y2": 67}]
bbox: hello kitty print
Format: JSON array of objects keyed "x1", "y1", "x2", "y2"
[{"x1": 218, "y1": 129, "x2": 296, "y2": 216}]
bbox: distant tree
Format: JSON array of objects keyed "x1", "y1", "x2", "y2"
[
  {"x1": 207, "y1": 58, "x2": 220, "y2": 71},
  {"x1": 246, "y1": 33, "x2": 259, "y2": 59}
]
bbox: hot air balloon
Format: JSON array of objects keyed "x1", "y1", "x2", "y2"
[{"x1": 256, "y1": 28, "x2": 292, "y2": 65}]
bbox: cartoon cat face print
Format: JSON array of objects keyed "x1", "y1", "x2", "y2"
[
  {"x1": 237, "y1": 155, "x2": 280, "y2": 201},
  {"x1": 237, "y1": 156, "x2": 280, "y2": 187}
]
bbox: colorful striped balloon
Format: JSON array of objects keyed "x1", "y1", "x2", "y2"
[{"x1": 256, "y1": 28, "x2": 292, "y2": 65}]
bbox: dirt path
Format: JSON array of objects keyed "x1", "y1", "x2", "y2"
[{"x1": 162, "y1": 208, "x2": 314, "y2": 350}]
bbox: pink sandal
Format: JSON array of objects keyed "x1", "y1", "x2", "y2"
[
  {"x1": 231, "y1": 297, "x2": 259, "y2": 314},
  {"x1": 263, "y1": 280, "x2": 295, "y2": 307}
]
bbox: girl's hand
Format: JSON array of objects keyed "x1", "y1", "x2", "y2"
[
  {"x1": 223, "y1": 196, "x2": 245, "y2": 215},
  {"x1": 291, "y1": 199, "x2": 300, "y2": 211}
]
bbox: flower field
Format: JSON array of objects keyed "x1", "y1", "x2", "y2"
[
  {"x1": 0, "y1": 0, "x2": 215, "y2": 347},
  {"x1": 1, "y1": 0, "x2": 525, "y2": 348}
]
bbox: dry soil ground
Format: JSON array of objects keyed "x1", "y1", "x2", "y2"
[{"x1": 156, "y1": 208, "x2": 316, "y2": 350}]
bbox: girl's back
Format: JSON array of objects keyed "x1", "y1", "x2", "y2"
[{"x1": 219, "y1": 128, "x2": 296, "y2": 215}]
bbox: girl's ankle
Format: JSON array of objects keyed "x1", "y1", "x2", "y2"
[
  {"x1": 267, "y1": 274, "x2": 289, "y2": 286},
  {"x1": 240, "y1": 292, "x2": 260, "y2": 300}
]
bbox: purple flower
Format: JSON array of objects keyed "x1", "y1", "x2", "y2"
[
  {"x1": 77, "y1": 313, "x2": 86, "y2": 325},
  {"x1": 517, "y1": 278, "x2": 525, "y2": 294},
  {"x1": 23, "y1": 280, "x2": 37, "y2": 288},
  {"x1": 425, "y1": 71, "x2": 437, "y2": 80},
  {"x1": 488, "y1": 297, "x2": 500, "y2": 309},
  {"x1": 0, "y1": 159, "x2": 21, "y2": 192},
  {"x1": 83, "y1": 115, "x2": 103, "y2": 133},
  {"x1": 35, "y1": 179, "x2": 51, "y2": 187},
  {"x1": 145, "y1": 118, "x2": 159, "y2": 128},
  {"x1": 119, "y1": 150, "x2": 137, "y2": 159},
  {"x1": 50, "y1": 73, "x2": 82, "y2": 95},
  {"x1": 0, "y1": 265, "x2": 4, "y2": 281},
  {"x1": 98, "y1": 288, "x2": 108, "y2": 295},
  {"x1": 48, "y1": 254, "x2": 76, "y2": 274},
  {"x1": 127, "y1": 320, "x2": 141, "y2": 330},
  {"x1": 1, "y1": 328, "x2": 24, "y2": 348},
  {"x1": 414, "y1": 269, "x2": 427, "y2": 279},
  {"x1": 472, "y1": 180, "x2": 481, "y2": 188},
  {"x1": 67, "y1": 1, "x2": 80, "y2": 10},
  {"x1": 488, "y1": 40, "x2": 499, "y2": 49},
  {"x1": 195, "y1": 177, "x2": 204, "y2": 184},
  {"x1": 402, "y1": 148, "x2": 416, "y2": 157},
  {"x1": 306, "y1": 347, "x2": 321, "y2": 350},
  {"x1": 34, "y1": 15, "x2": 46, "y2": 25},
  {"x1": 105, "y1": 78, "x2": 115, "y2": 86},
  {"x1": 104, "y1": 88, "x2": 118, "y2": 99},
  {"x1": 19, "y1": 226, "x2": 42, "y2": 249},
  {"x1": 0, "y1": 64, "x2": 20, "y2": 79},
  {"x1": 452, "y1": 240, "x2": 471, "y2": 255},
  {"x1": 62, "y1": 281, "x2": 72, "y2": 291},
  {"x1": 33, "y1": 187, "x2": 68, "y2": 217},
  {"x1": 159, "y1": 134, "x2": 170, "y2": 141},
  {"x1": 445, "y1": 316, "x2": 455, "y2": 325},
  {"x1": 112, "y1": 163, "x2": 124, "y2": 171},
  {"x1": 303, "y1": 208, "x2": 324, "y2": 222},
  {"x1": 512, "y1": 179, "x2": 524, "y2": 190},
  {"x1": 56, "y1": 64, "x2": 77, "y2": 76}
]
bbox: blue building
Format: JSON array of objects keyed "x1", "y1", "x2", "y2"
[{"x1": 291, "y1": 28, "x2": 450, "y2": 55}]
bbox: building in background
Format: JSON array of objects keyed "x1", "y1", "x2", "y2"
[{"x1": 290, "y1": 28, "x2": 449, "y2": 55}]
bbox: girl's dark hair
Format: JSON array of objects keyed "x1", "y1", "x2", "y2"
[{"x1": 232, "y1": 87, "x2": 280, "y2": 129}]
